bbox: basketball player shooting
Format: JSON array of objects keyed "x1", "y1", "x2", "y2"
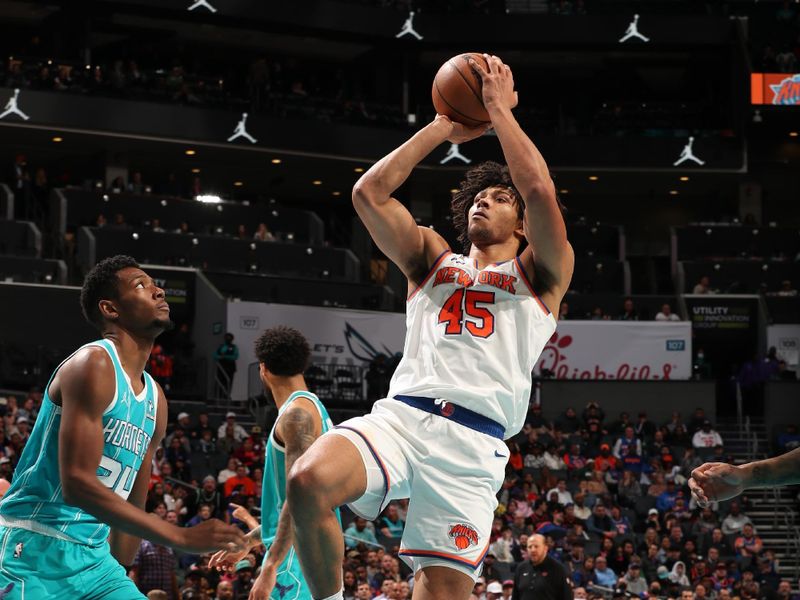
[
  {"x1": 0, "y1": 255, "x2": 245, "y2": 599},
  {"x1": 287, "y1": 55, "x2": 574, "y2": 600}
]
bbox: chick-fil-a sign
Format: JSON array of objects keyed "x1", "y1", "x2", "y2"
[{"x1": 535, "y1": 321, "x2": 692, "y2": 380}]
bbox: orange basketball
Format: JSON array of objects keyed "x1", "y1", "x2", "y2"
[{"x1": 432, "y1": 52, "x2": 491, "y2": 127}]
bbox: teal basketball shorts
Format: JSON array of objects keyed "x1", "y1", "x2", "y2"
[{"x1": 0, "y1": 526, "x2": 145, "y2": 600}]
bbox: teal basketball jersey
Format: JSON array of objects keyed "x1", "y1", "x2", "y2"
[
  {"x1": 261, "y1": 391, "x2": 339, "y2": 599},
  {"x1": 0, "y1": 339, "x2": 158, "y2": 547}
]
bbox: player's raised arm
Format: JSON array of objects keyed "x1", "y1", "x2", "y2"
[
  {"x1": 353, "y1": 115, "x2": 487, "y2": 283},
  {"x1": 58, "y1": 347, "x2": 246, "y2": 554},
  {"x1": 108, "y1": 383, "x2": 167, "y2": 565},
  {"x1": 472, "y1": 55, "x2": 574, "y2": 299}
]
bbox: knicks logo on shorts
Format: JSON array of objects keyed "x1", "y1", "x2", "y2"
[{"x1": 448, "y1": 523, "x2": 479, "y2": 550}]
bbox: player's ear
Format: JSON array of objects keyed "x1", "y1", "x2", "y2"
[{"x1": 98, "y1": 299, "x2": 119, "y2": 322}]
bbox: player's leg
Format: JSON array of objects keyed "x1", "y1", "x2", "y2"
[
  {"x1": 287, "y1": 433, "x2": 368, "y2": 599},
  {"x1": 412, "y1": 566, "x2": 475, "y2": 600},
  {"x1": 81, "y1": 543, "x2": 146, "y2": 600},
  {"x1": 289, "y1": 405, "x2": 412, "y2": 600}
]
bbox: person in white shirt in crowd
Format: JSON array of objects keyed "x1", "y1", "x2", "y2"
[
  {"x1": 547, "y1": 479, "x2": 574, "y2": 506},
  {"x1": 721, "y1": 501, "x2": 753, "y2": 536},
  {"x1": 543, "y1": 444, "x2": 567, "y2": 471},
  {"x1": 692, "y1": 420, "x2": 724, "y2": 449},
  {"x1": 655, "y1": 303, "x2": 680, "y2": 321},
  {"x1": 489, "y1": 528, "x2": 516, "y2": 564},
  {"x1": 613, "y1": 426, "x2": 642, "y2": 459},
  {"x1": 217, "y1": 457, "x2": 240, "y2": 484},
  {"x1": 572, "y1": 493, "x2": 592, "y2": 520},
  {"x1": 217, "y1": 411, "x2": 248, "y2": 443}
]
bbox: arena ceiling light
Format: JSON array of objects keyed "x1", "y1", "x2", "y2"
[
  {"x1": 679, "y1": 176, "x2": 690, "y2": 182},
  {"x1": 191, "y1": 168, "x2": 201, "y2": 174},
  {"x1": 559, "y1": 189, "x2": 569, "y2": 194},
  {"x1": 271, "y1": 158, "x2": 282, "y2": 164},
  {"x1": 234, "y1": 181, "x2": 243, "y2": 187},
  {"x1": 332, "y1": 191, "x2": 341, "y2": 197},
  {"x1": 669, "y1": 190, "x2": 679, "y2": 196},
  {"x1": 185, "y1": 149, "x2": 196, "y2": 156},
  {"x1": 195, "y1": 194, "x2": 222, "y2": 203},
  {"x1": 588, "y1": 176, "x2": 599, "y2": 181},
  {"x1": 354, "y1": 167, "x2": 364, "y2": 173},
  {"x1": 791, "y1": 132, "x2": 798, "y2": 138},
  {"x1": 312, "y1": 180, "x2": 322, "y2": 185},
  {"x1": 51, "y1": 136, "x2": 63, "y2": 143}
]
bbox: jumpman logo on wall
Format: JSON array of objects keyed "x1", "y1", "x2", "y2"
[
  {"x1": 187, "y1": 0, "x2": 217, "y2": 13},
  {"x1": 440, "y1": 143, "x2": 471, "y2": 165},
  {"x1": 619, "y1": 14, "x2": 650, "y2": 43},
  {"x1": 0, "y1": 89, "x2": 30, "y2": 121},
  {"x1": 227, "y1": 113, "x2": 257, "y2": 144},
  {"x1": 673, "y1": 137, "x2": 705, "y2": 166},
  {"x1": 396, "y1": 11, "x2": 423, "y2": 40}
]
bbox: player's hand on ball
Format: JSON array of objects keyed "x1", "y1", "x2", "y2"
[
  {"x1": 470, "y1": 54, "x2": 518, "y2": 112},
  {"x1": 435, "y1": 114, "x2": 490, "y2": 144},
  {"x1": 689, "y1": 462, "x2": 746, "y2": 507},
  {"x1": 176, "y1": 518, "x2": 247, "y2": 553}
]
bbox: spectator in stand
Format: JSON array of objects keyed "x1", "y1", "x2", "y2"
[
  {"x1": 688, "y1": 409, "x2": 709, "y2": 434},
  {"x1": 722, "y1": 502, "x2": 753, "y2": 536},
  {"x1": 609, "y1": 505, "x2": 632, "y2": 536},
  {"x1": 669, "y1": 561, "x2": 691, "y2": 587},
  {"x1": 734, "y1": 523, "x2": 763, "y2": 563},
  {"x1": 693, "y1": 420, "x2": 723, "y2": 450},
  {"x1": 547, "y1": 479, "x2": 573, "y2": 506},
  {"x1": 232, "y1": 436, "x2": 258, "y2": 469},
  {"x1": 693, "y1": 276, "x2": 715, "y2": 294},
  {"x1": 193, "y1": 475, "x2": 223, "y2": 518},
  {"x1": 131, "y1": 538, "x2": 180, "y2": 599},
  {"x1": 563, "y1": 444, "x2": 588, "y2": 476},
  {"x1": 527, "y1": 404, "x2": 550, "y2": 434},
  {"x1": 572, "y1": 493, "x2": 591, "y2": 520},
  {"x1": 586, "y1": 503, "x2": 616, "y2": 540},
  {"x1": 344, "y1": 516, "x2": 379, "y2": 550},
  {"x1": 593, "y1": 554, "x2": 617, "y2": 587},
  {"x1": 656, "y1": 303, "x2": 681, "y2": 321},
  {"x1": 544, "y1": 445, "x2": 567, "y2": 471},
  {"x1": 214, "y1": 333, "x2": 239, "y2": 398},
  {"x1": 217, "y1": 412, "x2": 248, "y2": 443},
  {"x1": 582, "y1": 402, "x2": 605, "y2": 426},
  {"x1": 252, "y1": 222, "x2": 276, "y2": 242},
  {"x1": 594, "y1": 444, "x2": 617, "y2": 472},
  {"x1": 665, "y1": 411, "x2": 684, "y2": 434},
  {"x1": 191, "y1": 412, "x2": 212, "y2": 443},
  {"x1": 618, "y1": 297, "x2": 639, "y2": 321},
  {"x1": 621, "y1": 562, "x2": 648, "y2": 595},
  {"x1": 378, "y1": 502, "x2": 404, "y2": 539},
  {"x1": 635, "y1": 412, "x2": 656, "y2": 440},
  {"x1": 558, "y1": 301, "x2": 569, "y2": 320},
  {"x1": 656, "y1": 480, "x2": 680, "y2": 512},
  {"x1": 217, "y1": 457, "x2": 239, "y2": 485},
  {"x1": 613, "y1": 426, "x2": 642, "y2": 459},
  {"x1": 555, "y1": 407, "x2": 581, "y2": 434},
  {"x1": 617, "y1": 470, "x2": 641, "y2": 508},
  {"x1": 222, "y1": 463, "x2": 256, "y2": 498}
]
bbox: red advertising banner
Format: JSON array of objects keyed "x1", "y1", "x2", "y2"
[{"x1": 751, "y1": 73, "x2": 800, "y2": 105}]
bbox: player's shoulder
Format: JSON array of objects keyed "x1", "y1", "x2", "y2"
[{"x1": 62, "y1": 344, "x2": 115, "y2": 379}]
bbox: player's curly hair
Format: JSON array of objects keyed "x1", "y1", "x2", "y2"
[
  {"x1": 80, "y1": 255, "x2": 140, "y2": 329},
  {"x1": 450, "y1": 161, "x2": 566, "y2": 253},
  {"x1": 254, "y1": 326, "x2": 311, "y2": 377},
  {"x1": 450, "y1": 161, "x2": 525, "y2": 253}
]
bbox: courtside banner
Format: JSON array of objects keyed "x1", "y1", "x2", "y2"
[
  {"x1": 751, "y1": 73, "x2": 800, "y2": 105},
  {"x1": 227, "y1": 301, "x2": 407, "y2": 400},
  {"x1": 535, "y1": 321, "x2": 692, "y2": 381}
]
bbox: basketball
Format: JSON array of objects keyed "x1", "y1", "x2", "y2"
[{"x1": 432, "y1": 52, "x2": 491, "y2": 127}]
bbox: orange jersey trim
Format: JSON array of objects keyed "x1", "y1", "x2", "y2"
[
  {"x1": 514, "y1": 256, "x2": 551, "y2": 315},
  {"x1": 407, "y1": 250, "x2": 451, "y2": 301},
  {"x1": 399, "y1": 539, "x2": 491, "y2": 569}
]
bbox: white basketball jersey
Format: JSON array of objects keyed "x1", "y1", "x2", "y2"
[{"x1": 388, "y1": 251, "x2": 557, "y2": 438}]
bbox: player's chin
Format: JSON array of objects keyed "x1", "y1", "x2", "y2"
[{"x1": 152, "y1": 317, "x2": 175, "y2": 331}]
